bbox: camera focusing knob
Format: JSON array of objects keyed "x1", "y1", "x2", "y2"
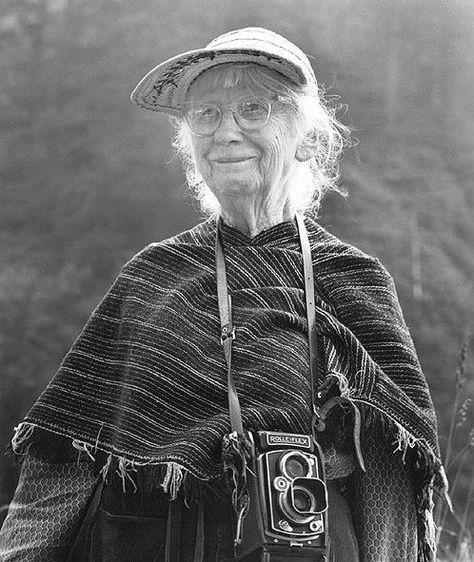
[{"x1": 273, "y1": 476, "x2": 289, "y2": 492}]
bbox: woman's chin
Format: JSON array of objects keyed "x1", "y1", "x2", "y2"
[{"x1": 211, "y1": 175, "x2": 261, "y2": 199}]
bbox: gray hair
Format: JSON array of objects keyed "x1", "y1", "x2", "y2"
[{"x1": 171, "y1": 63, "x2": 351, "y2": 215}]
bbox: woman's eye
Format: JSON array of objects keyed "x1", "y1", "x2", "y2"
[
  {"x1": 239, "y1": 100, "x2": 267, "y2": 120},
  {"x1": 193, "y1": 105, "x2": 219, "y2": 123}
]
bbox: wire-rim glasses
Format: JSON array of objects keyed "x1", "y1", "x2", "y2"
[{"x1": 181, "y1": 96, "x2": 274, "y2": 137}]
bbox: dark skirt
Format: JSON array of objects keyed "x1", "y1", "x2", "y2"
[{"x1": 67, "y1": 474, "x2": 359, "y2": 562}]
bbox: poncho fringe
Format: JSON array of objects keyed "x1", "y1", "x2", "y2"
[{"x1": 11, "y1": 400, "x2": 447, "y2": 561}]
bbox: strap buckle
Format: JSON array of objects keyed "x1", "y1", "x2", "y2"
[{"x1": 221, "y1": 324, "x2": 236, "y2": 345}]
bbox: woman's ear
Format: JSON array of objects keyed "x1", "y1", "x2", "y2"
[{"x1": 295, "y1": 134, "x2": 317, "y2": 162}]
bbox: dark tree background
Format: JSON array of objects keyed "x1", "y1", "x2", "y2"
[{"x1": 1, "y1": 0, "x2": 473, "y2": 547}]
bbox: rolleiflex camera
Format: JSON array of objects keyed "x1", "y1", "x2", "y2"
[{"x1": 234, "y1": 431, "x2": 328, "y2": 562}]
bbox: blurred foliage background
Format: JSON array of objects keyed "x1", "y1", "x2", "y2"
[{"x1": 1, "y1": 0, "x2": 473, "y2": 551}]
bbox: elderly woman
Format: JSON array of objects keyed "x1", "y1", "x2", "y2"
[{"x1": 0, "y1": 27, "x2": 446, "y2": 562}]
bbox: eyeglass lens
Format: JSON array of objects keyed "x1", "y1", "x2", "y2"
[{"x1": 184, "y1": 97, "x2": 271, "y2": 136}]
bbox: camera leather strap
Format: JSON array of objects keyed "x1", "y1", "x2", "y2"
[
  {"x1": 295, "y1": 213, "x2": 318, "y2": 419},
  {"x1": 216, "y1": 227, "x2": 244, "y2": 435},
  {"x1": 215, "y1": 214, "x2": 317, "y2": 435}
]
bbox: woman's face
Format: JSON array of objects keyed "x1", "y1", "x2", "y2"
[{"x1": 184, "y1": 68, "x2": 303, "y2": 208}]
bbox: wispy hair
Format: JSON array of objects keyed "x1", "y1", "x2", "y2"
[{"x1": 171, "y1": 63, "x2": 351, "y2": 216}]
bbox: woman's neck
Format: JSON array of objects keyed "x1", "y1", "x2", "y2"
[
  {"x1": 219, "y1": 193, "x2": 295, "y2": 238},
  {"x1": 220, "y1": 208, "x2": 294, "y2": 238}
]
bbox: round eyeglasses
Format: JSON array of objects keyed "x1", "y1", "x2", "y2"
[{"x1": 181, "y1": 96, "x2": 273, "y2": 137}]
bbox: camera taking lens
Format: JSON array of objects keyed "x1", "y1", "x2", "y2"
[{"x1": 291, "y1": 477, "x2": 327, "y2": 515}]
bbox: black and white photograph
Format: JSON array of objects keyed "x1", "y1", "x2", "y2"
[{"x1": 0, "y1": 1, "x2": 473, "y2": 560}]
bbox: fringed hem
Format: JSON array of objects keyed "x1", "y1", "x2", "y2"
[
  {"x1": 12, "y1": 406, "x2": 449, "y2": 562},
  {"x1": 10, "y1": 423, "x2": 228, "y2": 503},
  {"x1": 350, "y1": 400, "x2": 448, "y2": 562}
]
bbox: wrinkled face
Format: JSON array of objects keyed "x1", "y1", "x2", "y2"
[{"x1": 183, "y1": 67, "x2": 303, "y2": 207}]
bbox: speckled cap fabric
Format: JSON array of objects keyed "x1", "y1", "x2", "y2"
[{"x1": 130, "y1": 27, "x2": 317, "y2": 115}]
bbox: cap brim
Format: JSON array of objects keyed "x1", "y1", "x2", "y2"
[{"x1": 130, "y1": 47, "x2": 308, "y2": 115}]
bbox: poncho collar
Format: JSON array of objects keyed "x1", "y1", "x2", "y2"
[{"x1": 218, "y1": 216, "x2": 300, "y2": 247}]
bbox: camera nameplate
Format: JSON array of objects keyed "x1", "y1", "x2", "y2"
[{"x1": 262, "y1": 432, "x2": 312, "y2": 450}]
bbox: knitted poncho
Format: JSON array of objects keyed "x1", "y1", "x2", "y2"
[{"x1": 13, "y1": 216, "x2": 446, "y2": 559}]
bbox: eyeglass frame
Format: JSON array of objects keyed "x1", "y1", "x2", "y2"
[{"x1": 179, "y1": 95, "x2": 285, "y2": 137}]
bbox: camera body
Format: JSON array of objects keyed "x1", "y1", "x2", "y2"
[{"x1": 235, "y1": 431, "x2": 328, "y2": 562}]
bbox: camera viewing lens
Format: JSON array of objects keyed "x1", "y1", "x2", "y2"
[
  {"x1": 280, "y1": 451, "x2": 312, "y2": 479},
  {"x1": 286, "y1": 457, "x2": 307, "y2": 478}
]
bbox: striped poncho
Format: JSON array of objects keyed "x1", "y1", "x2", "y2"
[{"x1": 13, "y1": 215, "x2": 446, "y2": 559}]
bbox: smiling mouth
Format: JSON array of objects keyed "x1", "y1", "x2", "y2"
[{"x1": 212, "y1": 157, "x2": 254, "y2": 163}]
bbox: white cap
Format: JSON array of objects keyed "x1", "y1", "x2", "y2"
[{"x1": 130, "y1": 27, "x2": 317, "y2": 115}]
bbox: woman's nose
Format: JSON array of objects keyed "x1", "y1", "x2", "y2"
[{"x1": 213, "y1": 110, "x2": 243, "y2": 142}]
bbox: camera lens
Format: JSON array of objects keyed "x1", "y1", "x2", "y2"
[
  {"x1": 286, "y1": 457, "x2": 307, "y2": 478},
  {"x1": 278, "y1": 483, "x2": 317, "y2": 524},
  {"x1": 292, "y1": 477, "x2": 328, "y2": 515},
  {"x1": 293, "y1": 487, "x2": 314, "y2": 513},
  {"x1": 279, "y1": 451, "x2": 312, "y2": 479}
]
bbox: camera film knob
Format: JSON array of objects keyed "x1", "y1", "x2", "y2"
[
  {"x1": 278, "y1": 519, "x2": 294, "y2": 532},
  {"x1": 273, "y1": 476, "x2": 289, "y2": 492},
  {"x1": 309, "y1": 519, "x2": 323, "y2": 533}
]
